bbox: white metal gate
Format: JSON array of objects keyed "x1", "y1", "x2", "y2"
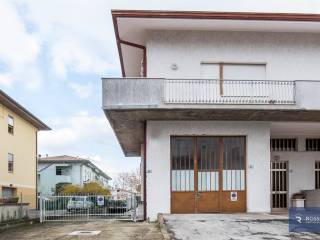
[{"x1": 39, "y1": 194, "x2": 138, "y2": 222}]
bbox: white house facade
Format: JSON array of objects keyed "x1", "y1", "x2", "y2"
[
  {"x1": 103, "y1": 10, "x2": 320, "y2": 221},
  {"x1": 38, "y1": 155, "x2": 111, "y2": 195}
]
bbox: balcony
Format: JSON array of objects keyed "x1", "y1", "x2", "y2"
[
  {"x1": 103, "y1": 78, "x2": 320, "y2": 108},
  {"x1": 55, "y1": 175, "x2": 71, "y2": 184},
  {"x1": 102, "y1": 78, "x2": 320, "y2": 156}
]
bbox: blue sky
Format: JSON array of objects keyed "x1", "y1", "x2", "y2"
[{"x1": 1, "y1": 0, "x2": 319, "y2": 182}]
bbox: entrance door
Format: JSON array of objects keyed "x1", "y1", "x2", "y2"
[
  {"x1": 271, "y1": 161, "x2": 288, "y2": 211},
  {"x1": 171, "y1": 136, "x2": 246, "y2": 213}
]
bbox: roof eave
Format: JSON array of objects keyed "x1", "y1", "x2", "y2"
[
  {"x1": 0, "y1": 90, "x2": 51, "y2": 131},
  {"x1": 111, "y1": 9, "x2": 320, "y2": 78},
  {"x1": 111, "y1": 9, "x2": 320, "y2": 21},
  {"x1": 38, "y1": 158, "x2": 112, "y2": 181}
]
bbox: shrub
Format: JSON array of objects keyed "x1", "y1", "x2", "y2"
[
  {"x1": 60, "y1": 185, "x2": 82, "y2": 195},
  {"x1": 0, "y1": 197, "x2": 19, "y2": 204},
  {"x1": 60, "y1": 182, "x2": 110, "y2": 195}
]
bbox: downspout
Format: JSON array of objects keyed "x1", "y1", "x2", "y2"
[
  {"x1": 112, "y1": 15, "x2": 147, "y2": 77},
  {"x1": 144, "y1": 122, "x2": 147, "y2": 220},
  {"x1": 36, "y1": 131, "x2": 38, "y2": 209},
  {"x1": 118, "y1": 39, "x2": 147, "y2": 77}
]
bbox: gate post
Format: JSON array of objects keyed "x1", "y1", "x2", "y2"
[
  {"x1": 87, "y1": 194, "x2": 89, "y2": 221},
  {"x1": 39, "y1": 195, "x2": 43, "y2": 223},
  {"x1": 132, "y1": 193, "x2": 137, "y2": 222}
]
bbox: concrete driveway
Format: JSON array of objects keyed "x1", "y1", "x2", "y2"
[
  {"x1": 0, "y1": 221, "x2": 164, "y2": 240},
  {"x1": 163, "y1": 213, "x2": 320, "y2": 240}
]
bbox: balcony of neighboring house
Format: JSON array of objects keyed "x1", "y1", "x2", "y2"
[
  {"x1": 55, "y1": 165, "x2": 72, "y2": 184},
  {"x1": 102, "y1": 78, "x2": 320, "y2": 156},
  {"x1": 55, "y1": 175, "x2": 71, "y2": 183}
]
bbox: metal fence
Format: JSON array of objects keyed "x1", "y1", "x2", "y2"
[
  {"x1": 164, "y1": 79, "x2": 296, "y2": 104},
  {"x1": 39, "y1": 194, "x2": 138, "y2": 222}
]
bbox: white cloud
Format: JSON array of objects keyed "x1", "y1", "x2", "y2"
[
  {"x1": 0, "y1": 0, "x2": 119, "y2": 91},
  {"x1": 81, "y1": 154, "x2": 103, "y2": 162},
  {"x1": 68, "y1": 82, "x2": 94, "y2": 98},
  {"x1": 0, "y1": 2, "x2": 39, "y2": 65},
  {"x1": 0, "y1": 1, "x2": 41, "y2": 90},
  {"x1": 0, "y1": 73, "x2": 12, "y2": 87},
  {"x1": 49, "y1": 39, "x2": 116, "y2": 78},
  {"x1": 38, "y1": 111, "x2": 113, "y2": 153},
  {"x1": 20, "y1": 0, "x2": 119, "y2": 78}
]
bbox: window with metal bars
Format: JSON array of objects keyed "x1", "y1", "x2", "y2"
[
  {"x1": 8, "y1": 153, "x2": 13, "y2": 173},
  {"x1": 316, "y1": 162, "x2": 320, "y2": 189},
  {"x1": 171, "y1": 137, "x2": 194, "y2": 192},
  {"x1": 8, "y1": 115, "x2": 14, "y2": 134},
  {"x1": 270, "y1": 138, "x2": 297, "y2": 152},
  {"x1": 306, "y1": 139, "x2": 320, "y2": 151}
]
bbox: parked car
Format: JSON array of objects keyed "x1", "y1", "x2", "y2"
[
  {"x1": 67, "y1": 196, "x2": 93, "y2": 212},
  {"x1": 107, "y1": 199, "x2": 127, "y2": 213}
]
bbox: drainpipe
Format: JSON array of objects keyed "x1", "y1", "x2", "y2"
[{"x1": 143, "y1": 121, "x2": 147, "y2": 221}]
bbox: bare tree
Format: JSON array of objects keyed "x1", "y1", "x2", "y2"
[{"x1": 113, "y1": 168, "x2": 141, "y2": 193}]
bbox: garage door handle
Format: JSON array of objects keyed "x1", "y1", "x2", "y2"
[{"x1": 195, "y1": 192, "x2": 201, "y2": 198}]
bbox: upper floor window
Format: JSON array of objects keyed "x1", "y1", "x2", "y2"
[
  {"x1": 316, "y1": 161, "x2": 320, "y2": 189},
  {"x1": 270, "y1": 138, "x2": 297, "y2": 152},
  {"x1": 201, "y1": 63, "x2": 266, "y2": 80},
  {"x1": 201, "y1": 63, "x2": 266, "y2": 96},
  {"x1": 8, "y1": 115, "x2": 14, "y2": 134},
  {"x1": 8, "y1": 153, "x2": 14, "y2": 173},
  {"x1": 306, "y1": 138, "x2": 320, "y2": 151},
  {"x1": 56, "y1": 166, "x2": 62, "y2": 176}
]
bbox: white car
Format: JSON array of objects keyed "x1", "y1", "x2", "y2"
[{"x1": 67, "y1": 196, "x2": 94, "y2": 212}]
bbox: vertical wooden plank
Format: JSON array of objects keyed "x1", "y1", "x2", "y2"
[
  {"x1": 280, "y1": 170, "x2": 284, "y2": 208},
  {"x1": 189, "y1": 141, "x2": 191, "y2": 191},
  {"x1": 277, "y1": 163, "x2": 279, "y2": 207},
  {"x1": 316, "y1": 162, "x2": 319, "y2": 189},
  {"x1": 185, "y1": 150, "x2": 188, "y2": 191},
  {"x1": 194, "y1": 137, "x2": 198, "y2": 213},
  {"x1": 219, "y1": 137, "x2": 223, "y2": 212}
]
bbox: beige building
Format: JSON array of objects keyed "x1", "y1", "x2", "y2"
[{"x1": 0, "y1": 90, "x2": 50, "y2": 208}]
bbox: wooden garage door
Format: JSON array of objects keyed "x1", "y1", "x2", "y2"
[{"x1": 171, "y1": 136, "x2": 246, "y2": 213}]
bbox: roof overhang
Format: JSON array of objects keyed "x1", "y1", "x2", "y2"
[
  {"x1": 105, "y1": 108, "x2": 320, "y2": 157},
  {"x1": 0, "y1": 89, "x2": 50, "y2": 130},
  {"x1": 112, "y1": 9, "x2": 320, "y2": 77},
  {"x1": 38, "y1": 159, "x2": 112, "y2": 180}
]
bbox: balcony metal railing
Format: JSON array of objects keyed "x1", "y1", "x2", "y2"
[{"x1": 163, "y1": 79, "x2": 296, "y2": 104}]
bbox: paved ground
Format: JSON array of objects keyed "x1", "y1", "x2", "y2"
[
  {"x1": 163, "y1": 213, "x2": 320, "y2": 240},
  {"x1": 0, "y1": 221, "x2": 164, "y2": 240}
]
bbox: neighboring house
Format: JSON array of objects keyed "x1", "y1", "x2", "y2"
[
  {"x1": 38, "y1": 155, "x2": 111, "y2": 195},
  {"x1": 103, "y1": 10, "x2": 320, "y2": 221},
  {"x1": 0, "y1": 90, "x2": 50, "y2": 209},
  {"x1": 111, "y1": 188, "x2": 133, "y2": 200}
]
